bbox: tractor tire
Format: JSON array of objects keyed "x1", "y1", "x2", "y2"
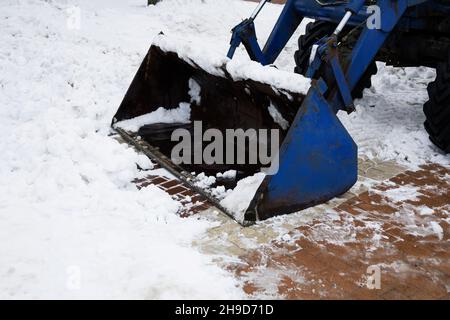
[
  {"x1": 294, "y1": 21, "x2": 377, "y2": 100},
  {"x1": 424, "y1": 56, "x2": 450, "y2": 153}
]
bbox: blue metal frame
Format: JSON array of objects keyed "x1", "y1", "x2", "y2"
[{"x1": 227, "y1": 0, "x2": 445, "y2": 67}]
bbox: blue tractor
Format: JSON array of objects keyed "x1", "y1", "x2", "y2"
[
  {"x1": 114, "y1": 0, "x2": 450, "y2": 225},
  {"x1": 228, "y1": 0, "x2": 450, "y2": 151}
]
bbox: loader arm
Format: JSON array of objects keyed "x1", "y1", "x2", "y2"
[
  {"x1": 228, "y1": 0, "x2": 303, "y2": 65},
  {"x1": 228, "y1": 0, "x2": 370, "y2": 65}
]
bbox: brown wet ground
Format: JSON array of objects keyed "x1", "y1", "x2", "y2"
[
  {"x1": 228, "y1": 164, "x2": 449, "y2": 299},
  {"x1": 132, "y1": 158, "x2": 449, "y2": 299}
]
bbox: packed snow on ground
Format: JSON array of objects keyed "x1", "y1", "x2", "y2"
[
  {"x1": 1, "y1": 0, "x2": 448, "y2": 300},
  {"x1": 383, "y1": 185, "x2": 421, "y2": 203}
]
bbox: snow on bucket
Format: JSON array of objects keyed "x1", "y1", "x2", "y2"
[{"x1": 112, "y1": 35, "x2": 313, "y2": 224}]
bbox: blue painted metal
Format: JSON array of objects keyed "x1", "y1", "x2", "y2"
[
  {"x1": 330, "y1": 52, "x2": 354, "y2": 111},
  {"x1": 303, "y1": 0, "x2": 408, "y2": 114},
  {"x1": 243, "y1": 80, "x2": 358, "y2": 222},
  {"x1": 261, "y1": 0, "x2": 303, "y2": 64},
  {"x1": 227, "y1": 0, "x2": 303, "y2": 65},
  {"x1": 323, "y1": 0, "x2": 408, "y2": 113},
  {"x1": 228, "y1": 19, "x2": 269, "y2": 64},
  {"x1": 345, "y1": 0, "x2": 367, "y2": 13}
]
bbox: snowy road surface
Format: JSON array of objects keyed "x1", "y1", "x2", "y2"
[{"x1": 0, "y1": 0, "x2": 448, "y2": 299}]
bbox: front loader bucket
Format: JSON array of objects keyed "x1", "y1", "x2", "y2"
[{"x1": 113, "y1": 38, "x2": 357, "y2": 225}]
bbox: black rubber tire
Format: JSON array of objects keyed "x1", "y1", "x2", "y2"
[
  {"x1": 294, "y1": 21, "x2": 377, "y2": 100},
  {"x1": 424, "y1": 55, "x2": 450, "y2": 153},
  {"x1": 294, "y1": 21, "x2": 335, "y2": 76}
]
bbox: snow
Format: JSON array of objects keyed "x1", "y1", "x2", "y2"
[
  {"x1": 115, "y1": 102, "x2": 191, "y2": 132},
  {"x1": 217, "y1": 170, "x2": 237, "y2": 180},
  {"x1": 341, "y1": 64, "x2": 449, "y2": 168},
  {"x1": 1, "y1": 0, "x2": 448, "y2": 299},
  {"x1": 193, "y1": 172, "x2": 216, "y2": 189},
  {"x1": 226, "y1": 59, "x2": 311, "y2": 94},
  {"x1": 153, "y1": 34, "x2": 311, "y2": 95},
  {"x1": 418, "y1": 206, "x2": 434, "y2": 216},
  {"x1": 188, "y1": 78, "x2": 202, "y2": 105},
  {"x1": 220, "y1": 172, "x2": 266, "y2": 222},
  {"x1": 383, "y1": 185, "x2": 420, "y2": 202},
  {"x1": 268, "y1": 102, "x2": 290, "y2": 130}
]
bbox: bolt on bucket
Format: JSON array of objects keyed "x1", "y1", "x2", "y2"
[{"x1": 112, "y1": 36, "x2": 357, "y2": 225}]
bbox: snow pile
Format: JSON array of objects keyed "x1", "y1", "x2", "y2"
[
  {"x1": 194, "y1": 173, "x2": 217, "y2": 189},
  {"x1": 0, "y1": 0, "x2": 246, "y2": 299},
  {"x1": 217, "y1": 170, "x2": 237, "y2": 180},
  {"x1": 226, "y1": 58, "x2": 311, "y2": 94},
  {"x1": 153, "y1": 34, "x2": 311, "y2": 95}
]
